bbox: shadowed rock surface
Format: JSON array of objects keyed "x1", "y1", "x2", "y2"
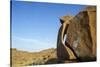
[
  {"x1": 67, "y1": 6, "x2": 96, "y2": 60},
  {"x1": 57, "y1": 6, "x2": 96, "y2": 62}
]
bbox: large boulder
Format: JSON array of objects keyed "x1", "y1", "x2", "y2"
[
  {"x1": 57, "y1": 6, "x2": 96, "y2": 62},
  {"x1": 67, "y1": 6, "x2": 96, "y2": 61}
]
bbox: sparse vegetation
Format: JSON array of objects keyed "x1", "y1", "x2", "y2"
[{"x1": 11, "y1": 48, "x2": 57, "y2": 67}]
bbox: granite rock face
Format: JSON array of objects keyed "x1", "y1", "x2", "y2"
[{"x1": 57, "y1": 6, "x2": 96, "y2": 62}]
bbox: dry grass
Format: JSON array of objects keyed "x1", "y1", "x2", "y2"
[{"x1": 11, "y1": 48, "x2": 57, "y2": 67}]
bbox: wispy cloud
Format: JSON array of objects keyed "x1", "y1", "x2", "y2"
[
  {"x1": 12, "y1": 36, "x2": 56, "y2": 52},
  {"x1": 14, "y1": 36, "x2": 51, "y2": 46}
]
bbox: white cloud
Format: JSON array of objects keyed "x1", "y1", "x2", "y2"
[
  {"x1": 14, "y1": 36, "x2": 49, "y2": 46},
  {"x1": 12, "y1": 36, "x2": 56, "y2": 52}
]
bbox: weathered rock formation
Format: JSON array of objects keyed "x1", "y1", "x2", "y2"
[
  {"x1": 57, "y1": 16, "x2": 77, "y2": 62},
  {"x1": 57, "y1": 6, "x2": 96, "y2": 62}
]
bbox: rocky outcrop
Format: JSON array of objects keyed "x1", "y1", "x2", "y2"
[
  {"x1": 57, "y1": 6, "x2": 96, "y2": 62},
  {"x1": 57, "y1": 16, "x2": 76, "y2": 62}
]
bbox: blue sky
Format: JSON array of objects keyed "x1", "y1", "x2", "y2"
[{"x1": 11, "y1": 1, "x2": 87, "y2": 52}]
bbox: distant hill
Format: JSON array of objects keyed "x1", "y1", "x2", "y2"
[{"x1": 11, "y1": 48, "x2": 57, "y2": 67}]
